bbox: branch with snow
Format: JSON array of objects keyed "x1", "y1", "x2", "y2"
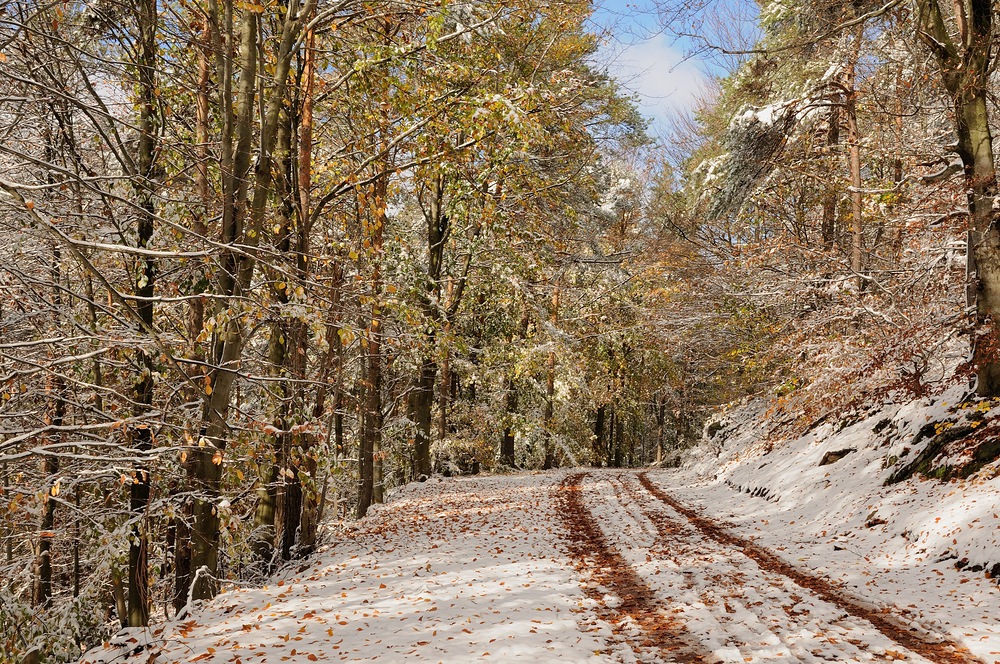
[{"x1": 705, "y1": 101, "x2": 799, "y2": 221}]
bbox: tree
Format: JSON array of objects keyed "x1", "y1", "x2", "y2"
[
  {"x1": 185, "y1": 0, "x2": 318, "y2": 601},
  {"x1": 914, "y1": 0, "x2": 1000, "y2": 394}
]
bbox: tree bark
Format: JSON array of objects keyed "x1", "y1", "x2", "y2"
[
  {"x1": 357, "y1": 176, "x2": 388, "y2": 518},
  {"x1": 843, "y1": 32, "x2": 864, "y2": 294},
  {"x1": 127, "y1": 0, "x2": 158, "y2": 627},
  {"x1": 655, "y1": 397, "x2": 666, "y2": 465},
  {"x1": 33, "y1": 127, "x2": 65, "y2": 610},
  {"x1": 275, "y1": 104, "x2": 304, "y2": 564},
  {"x1": 542, "y1": 286, "x2": 559, "y2": 470},
  {"x1": 33, "y1": 439, "x2": 59, "y2": 607},
  {"x1": 593, "y1": 405, "x2": 605, "y2": 467},
  {"x1": 499, "y1": 378, "x2": 517, "y2": 467},
  {"x1": 962, "y1": 90, "x2": 1000, "y2": 394},
  {"x1": 820, "y1": 104, "x2": 840, "y2": 250},
  {"x1": 412, "y1": 174, "x2": 446, "y2": 476},
  {"x1": 844, "y1": 53, "x2": 865, "y2": 296},
  {"x1": 295, "y1": 22, "x2": 322, "y2": 555},
  {"x1": 189, "y1": 0, "x2": 314, "y2": 600},
  {"x1": 410, "y1": 358, "x2": 436, "y2": 478},
  {"x1": 438, "y1": 320, "x2": 451, "y2": 442},
  {"x1": 915, "y1": 0, "x2": 1000, "y2": 394}
]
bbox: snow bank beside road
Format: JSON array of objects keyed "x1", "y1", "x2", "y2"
[{"x1": 661, "y1": 388, "x2": 1000, "y2": 663}]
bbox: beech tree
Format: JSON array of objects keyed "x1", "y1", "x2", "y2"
[{"x1": 913, "y1": 0, "x2": 999, "y2": 394}]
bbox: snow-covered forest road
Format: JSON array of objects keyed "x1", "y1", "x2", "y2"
[{"x1": 83, "y1": 471, "x2": 993, "y2": 664}]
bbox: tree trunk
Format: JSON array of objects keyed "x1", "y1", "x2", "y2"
[
  {"x1": 500, "y1": 378, "x2": 517, "y2": 467},
  {"x1": 34, "y1": 135, "x2": 65, "y2": 609},
  {"x1": 174, "y1": 16, "x2": 211, "y2": 611},
  {"x1": 413, "y1": 173, "x2": 446, "y2": 474},
  {"x1": 189, "y1": 0, "x2": 313, "y2": 599},
  {"x1": 357, "y1": 176, "x2": 388, "y2": 518},
  {"x1": 915, "y1": 0, "x2": 999, "y2": 394},
  {"x1": 189, "y1": 17, "x2": 211, "y2": 350},
  {"x1": 542, "y1": 286, "x2": 559, "y2": 470},
  {"x1": 614, "y1": 412, "x2": 624, "y2": 468},
  {"x1": 410, "y1": 357, "x2": 436, "y2": 478},
  {"x1": 438, "y1": 315, "x2": 452, "y2": 441},
  {"x1": 655, "y1": 398, "x2": 666, "y2": 464},
  {"x1": 820, "y1": 104, "x2": 840, "y2": 250},
  {"x1": 277, "y1": 433, "x2": 303, "y2": 561},
  {"x1": 172, "y1": 499, "x2": 192, "y2": 614},
  {"x1": 357, "y1": 326, "x2": 383, "y2": 517},
  {"x1": 111, "y1": 568, "x2": 127, "y2": 627},
  {"x1": 251, "y1": 312, "x2": 282, "y2": 568},
  {"x1": 844, "y1": 48, "x2": 864, "y2": 294},
  {"x1": 33, "y1": 447, "x2": 58, "y2": 607},
  {"x1": 593, "y1": 405, "x2": 605, "y2": 467},
  {"x1": 295, "y1": 22, "x2": 322, "y2": 555},
  {"x1": 188, "y1": 0, "x2": 259, "y2": 602},
  {"x1": 608, "y1": 409, "x2": 620, "y2": 468},
  {"x1": 961, "y1": 91, "x2": 1000, "y2": 394},
  {"x1": 127, "y1": 0, "x2": 158, "y2": 627},
  {"x1": 276, "y1": 104, "x2": 305, "y2": 563}
]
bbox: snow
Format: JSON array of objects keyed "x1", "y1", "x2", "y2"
[
  {"x1": 670, "y1": 386, "x2": 1000, "y2": 663},
  {"x1": 80, "y1": 473, "x2": 616, "y2": 664},
  {"x1": 80, "y1": 395, "x2": 1000, "y2": 663},
  {"x1": 733, "y1": 102, "x2": 790, "y2": 130}
]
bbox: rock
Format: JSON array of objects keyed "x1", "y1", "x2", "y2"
[{"x1": 819, "y1": 448, "x2": 855, "y2": 466}]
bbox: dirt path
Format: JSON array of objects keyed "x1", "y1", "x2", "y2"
[
  {"x1": 635, "y1": 472, "x2": 982, "y2": 664},
  {"x1": 556, "y1": 472, "x2": 709, "y2": 662},
  {"x1": 79, "y1": 471, "x2": 988, "y2": 664}
]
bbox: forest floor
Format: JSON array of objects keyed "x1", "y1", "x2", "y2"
[{"x1": 80, "y1": 469, "x2": 999, "y2": 664}]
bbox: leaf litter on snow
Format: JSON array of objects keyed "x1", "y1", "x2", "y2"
[
  {"x1": 80, "y1": 473, "x2": 625, "y2": 664},
  {"x1": 78, "y1": 414, "x2": 1000, "y2": 664}
]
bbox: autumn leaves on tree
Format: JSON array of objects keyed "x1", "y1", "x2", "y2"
[{"x1": 0, "y1": 0, "x2": 665, "y2": 657}]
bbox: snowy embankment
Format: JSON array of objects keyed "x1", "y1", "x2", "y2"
[{"x1": 669, "y1": 385, "x2": 1000, "y2": 662}]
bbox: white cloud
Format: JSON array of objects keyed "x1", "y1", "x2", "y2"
[{"x1": 597, "y1": 33, "x2": 709, "y2": 128}]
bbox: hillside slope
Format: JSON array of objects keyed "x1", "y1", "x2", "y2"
[{"x1": 673, "y1": 386, "x2": 1000, "y2": 662}]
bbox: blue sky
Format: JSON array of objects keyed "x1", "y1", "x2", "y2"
[{"x1": 588, "y1": 0, "x2": 760, "y2": 134}]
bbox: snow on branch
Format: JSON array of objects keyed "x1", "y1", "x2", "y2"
[{"x1": 706, "y1": 101, "x2": 799, "y2": 221}]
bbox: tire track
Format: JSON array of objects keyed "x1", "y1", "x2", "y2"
[
  {"x1": 556, "y1": 472, "x2": 708, "y2": 663},
  {"x1": 617, "y1": 474, "x2": 877, "y2": 662},
  {"x1": 637, "y1": 472, "x2": 983, "y2": 664}
]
